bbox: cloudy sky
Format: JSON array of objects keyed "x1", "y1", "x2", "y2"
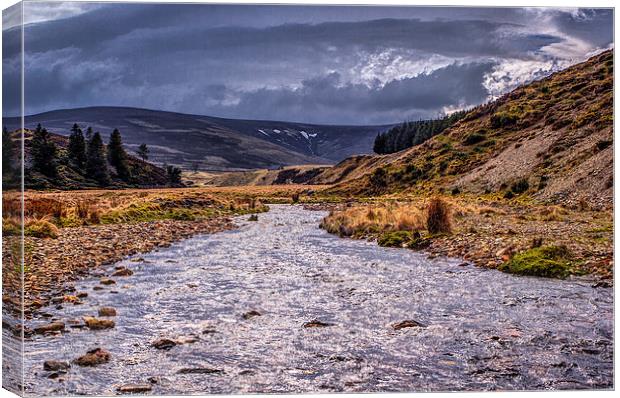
[{"x1": 2, "y1": 2, "x2": 613, "y2": 124}]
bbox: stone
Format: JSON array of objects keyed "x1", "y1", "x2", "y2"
[
  {"x1": 117, "y1": 384, "x2": 152, "y2": 394},
  {"x1": 74, "y1": 348, "x2": 111, "y2": 366},
  {"x1": 242, "y1": 310, "x2": 261, "y2": 320},
  {"x1": 112, "y1": 268, "x2": 134, "y2": 277},
  {"x1": 100, "y1": 278, "x2": 116, "y2": 285},
  {"x1": 34, "y1": 321, "x2": 65, "y2": 334},
  {"x1": 43, "y1": 360, "x2": 70, "y2": 372},
  {"x1": 152, "y1": 338, "x2": 177, "y2": 350},
  {"x1": 303, "y1": 320, "x2": 334, "y2": 328},
  {"x1": 76, "y1": 292, "x2": 88, "y2": 298},
  {"x1": 83, "y1": 317, "x2": 115, "y2": 330},
  {"x1": 392, "y1": 320, "x2": 426, "y2": 330},
  {"x1": 177, "y1": 367, "x2": 224, "y2": 374},
  {"x1": 98, "y1": 307, "x2": 117, "y2": 317}
]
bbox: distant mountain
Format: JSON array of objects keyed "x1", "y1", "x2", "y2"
[{"x1": 2, "y1": 107, "x2": 391, "y2": 171}]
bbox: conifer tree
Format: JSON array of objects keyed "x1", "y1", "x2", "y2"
[
  {"x1": 31, "y1": 124, "x2": 57, "y2": 177},
  {"x1": 68, "y1": 123, "x2": 87, "y2": 171},
  {"x1": 85, "y1": 132, "x2": 109, "y2": 186},
  {"x1": 107, "y1": 128, "x2": 131, "y2": 181},
  {"x1": 2, "y1": 126, "x2": 16, "y2": 177},
  {"x1": 137, "y1": 143, "x2": 149, "y2": 161}
]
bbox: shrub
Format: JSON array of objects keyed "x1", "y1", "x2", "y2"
[
  {"x1": 463, "y1": 132, "x2": 485, "y2": 145},
  {"x1": 378, "y1": 231, "x2": 411, "y2": 247},
  {"x1": 24, "y1": 218, "x2": 59, "y2": 239},
  {"x1": 498, "y1": 245, "x2": 576, "y2": 278},
  {"x1": 490, "y1": 112, "x2": 518, "y2": 129},
  {"x1": 291, "y1": 193, "x2": 300, "y2": 203},
  {"x1": 369, "y1": 167, "x2": 388, "y2": 191},
  {"x1": 510, "y1": 178, "x2": 529, "y2": 194},
  {"x1": 451, "y1": 187, "x2": 461, "y2": 195},
  {"x1": 426, "y1": 198, "x2": 451, "y2": 234},
  {"x1": 248, "y1": 214, "x2": 259, "y2": 222}
]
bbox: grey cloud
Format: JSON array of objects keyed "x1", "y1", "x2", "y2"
[{"x1": 2, "y1": 3, "x2": 614, "y2": 124}]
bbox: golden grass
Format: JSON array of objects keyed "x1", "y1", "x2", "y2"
[{"x1": 321, "y1": 202, "x2": 425, "y2": 237}]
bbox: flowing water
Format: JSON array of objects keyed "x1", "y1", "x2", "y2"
[{"x1": 20, "y1": 205, "x2": 613, "y2": 395}]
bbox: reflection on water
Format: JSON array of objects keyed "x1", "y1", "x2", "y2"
[{"x1": 19, "y1": 205, "x2": 613, "y2": 395}]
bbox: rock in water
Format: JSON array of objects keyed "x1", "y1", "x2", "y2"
[
  {"x1": 83, "y1": 316, "x2": 115, "y2": 330},
  {"x1": 177, "y1": 367, "x2": 224, "y2": 374},
  {"x1": 117, "y1": 384, "x2": 152, "y2": 393},
  {"x1": 152, "y1": 338, "x2": 177, "y2": 350},
  {"x1": 303, "y1": 320, "x2": 334, "y2": 328},
  {"x1": 242, "y1": 310, "x2": 262, "y2": 320},
  {"x1": 100, "y1": 278, "x2": 116, "y2": 285},
  {"x1": 98, "y1": 307, "x2": 117, "y2": 317},
  {"x1": 74, "y1": 348, "x2": 111, "y2": 366},
  {"x1": 34, "y1": 321, "x2": 65, "y2": 334},
  {"x1": 112, "y1": 268, "x2": 134, "y2": 277},
  {"x1": 392, "y1": 320, "x2": 426, "y2": 330},
  {"x1": 43, "y1": 360, "x2": 70, "y2": 371}
]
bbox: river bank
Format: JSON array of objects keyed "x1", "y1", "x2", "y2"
[
  {"x1": 317, "y1": 197, "x2": 613, "y2": 281},
  {"x1": 14, "y1": 205, "x2": 613, "y2": 395}
]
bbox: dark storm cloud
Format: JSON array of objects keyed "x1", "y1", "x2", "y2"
[{"x1": 2, "y1": 3, "x2": 614, "y2": 124}]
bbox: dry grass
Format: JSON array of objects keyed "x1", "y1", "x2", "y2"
[
  {"x1": 320, "y1": 202, "x2": 424, "y2": 237},
  {"x1": 2, "y1": 185, "x2": 326, "y2": 238}
]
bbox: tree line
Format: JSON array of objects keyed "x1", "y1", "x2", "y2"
[
  {"x1": 373, "y1": 110, "x2": 469, "y2": 155},
  {"x1": 2, "y1": 124, "x2": 182, "y2": 188}
]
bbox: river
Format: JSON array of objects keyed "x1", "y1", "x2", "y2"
[{"x1": 21, "y1": 205, "x2": 613, "y2": 395}]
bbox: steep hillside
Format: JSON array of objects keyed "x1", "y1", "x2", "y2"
[
  {"x1": 330, "y1": 50, "x2": 613, "y2": 209},
  {"x1": 2, "y1": 108, "x2": 390, "y2": 171}
]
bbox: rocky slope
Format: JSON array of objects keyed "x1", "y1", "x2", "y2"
[{"x1": 324, "y1": 50, "x2": 613, "y2": 209}]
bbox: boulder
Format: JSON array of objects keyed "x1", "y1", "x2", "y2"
[
  {"x1": 152, "y1": 338, "x2": 177, "y2": 350},
  {"x1": 242, "y1": 310, "x2": 261, "y2": 320},
  {"x1": 43, "y1": 360, "x2": 70, "y2": 372},
  {"x1": 74, "y1": 348, "x2": 111, "y2": 366},
  {"x1": 34, "y1": 321, "x2": 65, "y2": 334},
  {"x1": 100, "y1": 278, "x2": 116, "y2": 285},
  {"x1": 98, "y1": 307, "x2": 117, "y2": 317},
  {"x1": 83, "y1": 316, "x2": 115, "y2": 330},
  {"x1": 392, "y1": 320, "x2": 426, "y2": 330},
  {"x1": 112, "y1": 268, "x2": 134, "y2": 277},
  {"x1": 303, "y1": 320, "x2": 334, "y2": 328}
]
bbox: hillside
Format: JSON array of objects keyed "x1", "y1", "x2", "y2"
[
  {"x1": 2, "y1": 108, "x2": 391, "y2": 171},
  {"x1": 325, "y1": 50, "x2": 613, "y2": 209},
  {"x1": 12, "y1": 129, "x2": 168, "y2": 190}
]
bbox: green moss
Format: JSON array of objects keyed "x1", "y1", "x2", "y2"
[
  {"x1": 378, "y1": 231, "x2": 411, "y2": 247},
  {"x1": 498, "y1": 245, "x2": 581, "y2": 278}
]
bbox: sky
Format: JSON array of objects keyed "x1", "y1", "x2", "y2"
[{"x1": 2, "y1": 2, "x2": 614, "y2": 125}]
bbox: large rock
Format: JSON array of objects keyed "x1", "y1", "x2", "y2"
[
  {"x1": 98, "y1": 307, "x2": 117, "y2": 317},
  {"x1": 242, "y1": 310, "x2": 261, "y2": 320},
  {"x1": 34, "y1": 321, "x2": 65, "y2": 334},
  {"x1": 392, "y1": 320, "x2": 426, "y2": 330},
  {"x1": 177, "y1": 367, "x2": 224, "y2": 374},
  {"x1": 112, "y1": 268, "x2": 134, "y2": 277},
  {"x1": 303, "y1": 320, "x2": 334, "y2": 328},
  {"x1": 100, "y1": 278, "x2": 116, "y2": 285},
  {"x1": 152, "y1": 338, "x2": 177, "y2": 350},
  {"x1": 43, "y1": 360, "x2": 70, "y2": 371},
  {"x1": 74, "y1": 348, "x2": 111, "y2": 366},
  {"x1": 83, "y1": 317, "x2": 115, "y2": 330}
]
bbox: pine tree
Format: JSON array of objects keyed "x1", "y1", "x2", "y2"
[
  {"x1": 31, "y1": 124, "x2": 57, "y2": 177},
  {"x1": 107, "y1": 129, "x2": 131, "y2": 181},
  {"x1": 165, "y1": 164, "x2": 182, "y2": 186},
  {"x1": 137, "y1": 143, "x2": 149, "y2": 161},
  {"x1": 85, "y1": 126, "x2": 93, "y2": 142},
  {"x1": 85, "y1": 132, "x2": 110, "y2": 186},
  {"x1": 68, "y1": 123, "x2": 87, "y2": 171}
]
